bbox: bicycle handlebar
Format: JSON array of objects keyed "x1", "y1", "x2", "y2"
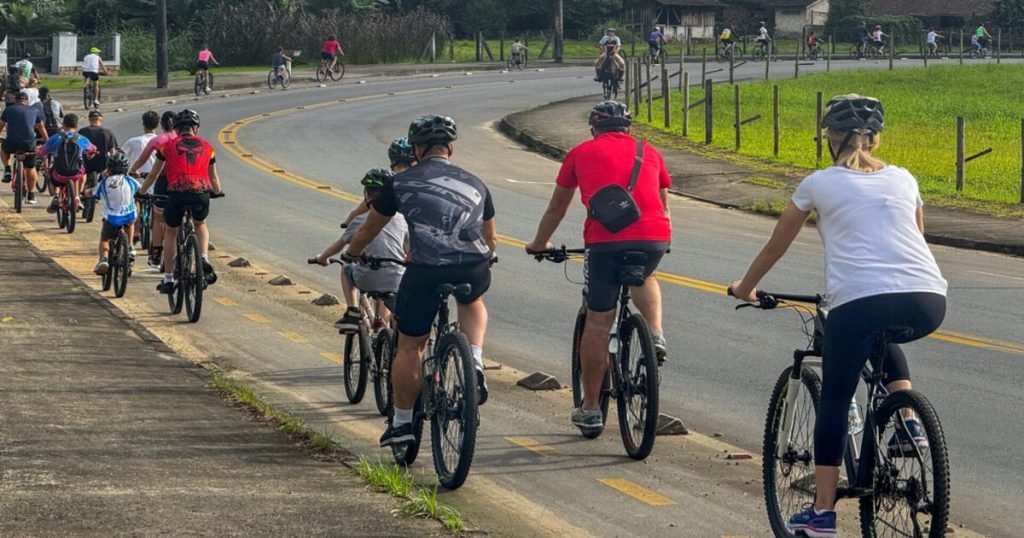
[
  {"x1": 727, "y1": 287, "x2": 823, "y2": 310},
  {"x1": 528, "y1": 246, "x2": 585, "y2": 263},
  {"x1": 136, "y1": 191, "x2": 224, "y2": 202}
]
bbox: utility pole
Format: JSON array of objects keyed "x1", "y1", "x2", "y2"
[
  {"x1": 554, "y1": 0, "x2": 564, "y2": 63},
  {"x1": 155, "y1": 0, "x2": 168, "y2": 88}
]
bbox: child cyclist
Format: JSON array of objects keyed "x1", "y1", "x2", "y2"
[
  {"x1": 38, "y1": 113, "x2": 96, "y2": 213},
  {"x1": 88, "y1": 151, "x2": 140, "y2": 275},
  {"x1": 340, "y1": 137, "x2": 417, "y2": 228},
  {"x1": 730, "y1": 95, "x2": 947, "y2": 537},
  {"x1": 321, "y1": 34, "x2": 345, "y2": 73},
  {"x1": 312, "y1": 168, "x2": 409, "y2": 332}
]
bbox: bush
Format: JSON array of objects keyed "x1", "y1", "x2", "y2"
[{"x1": 119, "y1": 26, "x2": 196, "y2": 74}]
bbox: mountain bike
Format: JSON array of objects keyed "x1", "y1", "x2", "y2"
[
  {"x1": 83, "y1": 78, "x2": 99, "y2": 109},
  {"x1": 533, "y1": 247, "x2": 660, "y2": 460},
  {"x1": 646, "y1": 43, "x2": 667, "y2": 65},
  {"x1": 10, "y1": 151, "x2": 30, "y2": 213},
  {"x1": 507, "y1": 52, "x2": 527, "y2": 70},
  {"x1": 316, "y1": 58, "x2": 345, "y2": 82},
  {"x1": 731, "y1": 290, "x2": 950, "y2": 538},
  {"x1": 35, "y1": 156, "x2": 49, "y2": 192},
  {"x1": 137, "y1": 187, "x2": 154, "y2": 251},
  {"x1": 53, "y1": 178, "x2": 77, "y2": 234},
  {"x1": 99, "y1": 210, "x2": 134, "y2": 299},
  {"x1": 753, "y1": 40, "x2": 777, "y2": 62},
  {"x1": 194, "y1": 70, "x2": 213, "y2": 96},
  {"x1": 804, "y1": 44, "x2": 823, "y2": 61},
  {"x1": 81, "y1": 170, "x2": 100, "y2": 223},
  {"x1": 598, "y1": 47, "x2": 621, "y2": 101},
  {"x1": 926, "y1": 38, "x2": 948, "y2": 58},
  {"x1": 968, "y1": 44, "x2": 988, "y2": 59},
  {"x1": 267, "y1": 66, "x2": 290, "y2": 90},
  {"x1": 379, "y1": 256, "x2": 480, "y2": 490},
  {"x1": 307, "y1": 257, "x2": 397, "y2": 412},
  {"x1": 717, "y1": 41, "x2": 741, "y2": 62},
  {"x1": 140, "y1": 192, "x2": 223, "y2": 323}
]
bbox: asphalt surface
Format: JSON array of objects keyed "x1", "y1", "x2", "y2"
[{"x1": 8, "y1": 57, "x2": 1021, "y2": 536}]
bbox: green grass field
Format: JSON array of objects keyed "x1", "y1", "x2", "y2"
[{"x1": 637, "y1": 64, "x2": 1024, "y2": 205}]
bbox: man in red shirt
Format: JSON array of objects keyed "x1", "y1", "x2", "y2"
[
  {"x1": 138, "y1": 109, "x2": 223, "y2": 294},
  {"x1": 526, "y1": 101, "x2": 672, "y2": 433}
]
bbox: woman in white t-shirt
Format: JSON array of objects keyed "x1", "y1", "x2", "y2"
[{"x1": 730, "y1": 95, "x2": 947, "y2": 537}]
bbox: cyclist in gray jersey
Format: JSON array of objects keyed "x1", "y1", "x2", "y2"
[{"x1": 344, "y1": 115, "x2": 497, "y2": 447}]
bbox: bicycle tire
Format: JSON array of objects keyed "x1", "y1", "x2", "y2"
[
  {"x1": 334, "y1": 63, "x2": 345, "y2": 81},
  {"x1": 267, "y1": 70, "x2": 278, "y2": 90},
  {"x1": 391, "y1": 393, "x2": 424, "y2": 466},
  {"x1": 194, "y1": 74, "x2": 202, "y2": 96},
  {"x1": 113, "y1": 231, "x2": 130, "y2": 298},
  {"x1": 859, "y1": 389, "x2": 949, "y2": 538},
  {"x1": 83, "y1": 174, "x2": 98, "y2": 223},
  {"x1": 140, "y1": 205, "x2": 152, "y2": 251},
  {"x1": 373, "y1": 328, "x2": 395, "y2": 416},
  {"x1": 616, "y1": 313, "x2": 659, "y2": 460},
  {"x1": 763, "y1": 365, "x2": 822, "y2": 538},
  {"x1": 343, "y1": 329, "x2": 369, "y2": 404},
  {"x1": 13, "y1": 166, "x2": 23, "y2": 213},
  {"x1": 570, "y1": 308, "x2": 610, "y2": 439},
  {"x1": 83, "y1": 85, "x2": 92, "y2": 110},
  {"x1": 56, "y1": 186, "x2": 67, "y2": 229},
  {"x1": 206, "y1": 72, "x2": 213, "y2": 94},
  {"x1": 315, "y1": 64, "x2": 325, "y2": 82},
  {"x1": 184, "y1": 235, "x2": 203, "y2": 322},
  {"x1": 280, "y1": 70, "x2": 290, "y2": 89},
  {"x1": 65, "y1": 182, "x2": 76, "y2": 234},
  {"x1": 36, "y1": 165, "x2": 48, "y2": 192},
  {"x1": 430, "y1": 331, "x2": 479, "y2": 490},
  {"x1": 101, "y1": 237, "x2": 114, "y2": 292}
]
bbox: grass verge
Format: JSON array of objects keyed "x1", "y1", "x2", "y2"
[
  {"x1": 212, "y1": 371, "x2": 465, "y2": 532},
  {"x1": 637, "y1": 64, "x2": 1024, "y2": 208}
]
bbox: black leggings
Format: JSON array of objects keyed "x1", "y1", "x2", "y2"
[{"x1": 814, "y1": 292, "x2": 946, "y2": 466}]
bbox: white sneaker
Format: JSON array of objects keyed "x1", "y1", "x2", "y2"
[
  {"x1": 205, "y1": 87, "x2": 212, "y2": 92},
  {"x1": 94, "y1": 99, "x2": 101, "y2": 106}
]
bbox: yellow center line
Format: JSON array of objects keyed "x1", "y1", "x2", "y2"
[
  {"x1": 213, "y1": 297, "x2": 237, "y2": 307},
  {"x1": 218, "y1": 97, "x2": 1024, "y2": 358},
  {"x1": 278, "y1": 331, "x2": 308, "y2": 344},
  {"x1": 243, "y1": 313, "x2": 269, "y2": 324},
  {"x1": 505, "y1": 436, "x2": 561, "y2": 456},
  {"x1": 597, "y1": 478, "x2": 675, "y2": 506},
  {"x1": 320, "y1": 352, "x2": 344, "y2": 364}
]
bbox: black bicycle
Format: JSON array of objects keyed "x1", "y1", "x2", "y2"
[
  {"x1": 533, "y1": 247, "x2": 660, "y2": 460},
  {"x1": 731, "y1": 290, "x2": 950, "y2": 538},
  {"x1": 375, "y1": 256, "x2": 479, "y2": 490},
  {"x1": 99, "y1": 209, "x2": 133, "y2": 299},
  {"x1": 194, "y1": 70, "x2": 213, "y2": 96},
  {"x1": 140, "y1": 192, "x2": 222, "y2": 323},
  {"x1": 10, "y1": 151, "x2": 30, "y2": 213},
  {"x1": 507, "y1": 51, "x2": 527, "y2": 70},
  {"x1": 81, "y1": 170, "x2": 100, "y2": 223},
  {"x1": 753, "y1": 40, "x2": 777, "y2": 62},
  {"x1": 35, "y1": 155, "x2": 49, "y2": 192},
  {"x1": 137, "y1": 188, "x2": 155, "y2": 251}
]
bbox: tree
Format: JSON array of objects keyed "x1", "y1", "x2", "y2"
[
  {"x1": 0, "y1": 0, "x2": 71, "y2": 36},
  {"x1": 995, "y1": 0, "x2": 1024, "y2": 28},
  {"x1": 826, "y1": 0, "x2": 866, "y2": 38}
]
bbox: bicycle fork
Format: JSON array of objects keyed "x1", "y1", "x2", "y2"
[{"x1": 777, "y1": 351, "x2": 821, "y2": 459}]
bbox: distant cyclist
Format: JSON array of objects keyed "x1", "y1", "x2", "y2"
[
  {"x1": 870, "y1": 25, "x2": 888, "y2": 55},
  {"x1": 926, "y1": 28, "x2": 943, "y2": 55},
  {"x1": 730, "y1": 95, "x2": 947, "y2": 537},
  {"x1": 853, "y1": 21, "x2": 869, "y2": 57},
  {"x1": 755, "y1": 21, "x2": 772, "y2": 52},
  {"x1": 340, "y1": 136, "x2": 418, "y2": 229},
  {"x1": 82, "y1": 47, "x2": 108, "y2": 106},
  {"x1": 719, "y1": 25, "x2": 736, "y2": 51},
  {"x1": 271, "y1": 47, "x2": 292, "y2": 80},
  {"x1": 595, "y1": 29, "x2": 625, "y2": 82},
  {"x1": 343, "y1": 115, "x2": 497, "y2": 447},
  {"x1": 807, "y1": 31, "x2": 820, "y2": 56},
  {"x1": 13, "y1": 53, "x2": 39, "y2": 88},
  {"x1": 321, "y1": 34, "x2": 345, "y2": 73},
  {"x1": 196, "y1": 45, "x2": 219, "y2": 93},
  {"x1": 525, "y1": 101, "x2": 673, "y2": 433},
  {"x1": 648, "y1": 26, "x2": 664, "y2": 59},
  {"x1": 0, "y1": 91, "x2": 47, "y2": 202},
  {"x1": 976, "y1": 22, "x2": 992, "y2": 50},
  {"x1": 510, "y1": 38, "x2": 527, "y2": 65},
  {"x1": 137, "y1": 110, "x2": 223, "y2": 294}
]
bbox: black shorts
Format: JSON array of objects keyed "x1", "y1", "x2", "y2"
[
  {"x1": 2, "y1": 139, "x2": 37, "y2": 168},
  {"x1": 101, "y1": 219, "x2": 131, "y2": 240},
  {"x1": 83, "y1": 72, "x2": 100, "y2": 81},
  {"x1": 163, "y1": 191, "x2": 210, "y2": 228},
  {"x1": 320, "y1": 52, "x2": 335, "y2": 61},
  {"x1": 584, "y1": 241, "x2": 668, "y2": 312},
  {"x1": 196, "y1": 61, "x2": 209, "y2": 70},
  {"x1": 395, "y1": 260, "x2": 491, "y2": 337}
]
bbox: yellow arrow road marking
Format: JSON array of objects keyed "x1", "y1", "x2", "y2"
[
  {"x1": 597, "y1": 478, "x2": 675, "y2": 506},
  {"x1": 218, "y1": 97, "x2": 1024, "y2": 358}
]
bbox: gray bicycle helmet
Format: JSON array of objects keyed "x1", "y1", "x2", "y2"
[
  {"x1": 589, "y1": 100, "x2": 632, "y2": 129},
  {"x1": 821, "y1": 94, "x2": 884, "y2": 134},
  {"x1": 408, "y1": 115, "x2": 457, "y2": 145},
  {"x1": 174, "y1": 109, "x2": 200, "y2": 130},
  {"x1": 106, "y1": 150, "x2": 130, "y2": 175},
  {"x1": 361, "y1": 167, "x2": 393, "y2": 189},
  {"x1": 387, "y1": 136, "x2": 416, "y2": 165}
]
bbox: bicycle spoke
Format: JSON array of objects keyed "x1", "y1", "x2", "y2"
[{"x1": 871, "y1": 404, "x2": 939, "y2": 538}]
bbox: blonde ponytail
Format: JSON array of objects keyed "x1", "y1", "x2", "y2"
[{"x1": 827, "y1": 129, "x2": 886, "y2": 173}]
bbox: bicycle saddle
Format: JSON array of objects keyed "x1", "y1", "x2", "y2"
[{"x1": 436, "y1": 283, "x2": 472, "y2": 297}]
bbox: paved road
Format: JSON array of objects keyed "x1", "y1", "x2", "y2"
[{"x1": 14, "y1": 58, "x2": 1021, "y2": 536}]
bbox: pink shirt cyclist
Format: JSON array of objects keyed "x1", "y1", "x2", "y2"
[{"x1": 320, "y1": 35, "x2": 345, "y2": 63}]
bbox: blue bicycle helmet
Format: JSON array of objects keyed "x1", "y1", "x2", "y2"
[{"x1": 387, "y1": 137, "x2": 416, "y2": 166}]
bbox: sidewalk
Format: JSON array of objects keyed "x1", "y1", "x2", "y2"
[
  {"x1": 48, "y1": 59, "x2": 589, "y2": 110},
  {"x1": 501, "y1": 95, "x2": 1024, "y2": 257},
  {"x1": 0, "y1": 226, "x2": 434, "y2": 536}
]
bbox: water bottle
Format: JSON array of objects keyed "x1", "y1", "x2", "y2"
[{"x1": 848, "y1": 399, "x2": 864, "y2": 435}]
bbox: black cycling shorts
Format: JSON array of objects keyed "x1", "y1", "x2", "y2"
[
  {"x1": 394, "y1": 260, "x2": 491, "y2": 337},
  {"x1": 320, "y1": 52, "x2": 335, "y2": 61},
  {"x1": 585, "y1": 241, "x2": 668, "y2": 313},
  {"x1": 101, "y1": 219, "x2": 131, "y2": 240},
  {"x1": 2, "y1": 139, "x2": 36, "y2": 168},
  {"x1": 163, "y1": 191, "x2": 210, "y2": 228},
  {"x1": 83, "y1": 72, "x2": 100, "y2": 81},
  {"x1": 196, "y1": 60, "x2": 209, "y2": 70}
]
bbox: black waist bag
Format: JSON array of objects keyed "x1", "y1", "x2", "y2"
[{"x1": 587, "y1": 139, "x2": 644, "y2": 233}]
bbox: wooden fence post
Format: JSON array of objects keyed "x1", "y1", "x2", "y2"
[
  {"x1": 625, "y1": 60, "x2": 632, "y2": 104},
  {"x1": 634, "y1": 60, "x2": 641, "y2": 114},
  {"x1": 734, "y1": 84, "x2": 741, "y2": 150},
  {"x1": 816, "y1": 91, "x2": 823, "y2": 168},
  {"x1": 764, "y1": 47, "x2": 770, "y2": 80},
  {"x1": 662, "y1": 67, "x2": 671, "y2": 128},
  {"x1": 796, "y1": 27, "x2": 804, "y2": 78},
  {"x1": 678, "y1": 48, "x2": 685, "y2": 92},
  {"x1": 827, "y1": 35, "x2": 832, "y2": 72},
  {"x1": 682, "y1": 71, "x2": 690, "y2": 136},
  {"x1": 646, "y1": 61, "x2": 653, "y2": 123},
  {"x1": 729, "y1": 48, "x2": 735, "y2": 84},
  {"x1": 701, "y1": 48, "x2": 707, "y2": 82},
  {"x1": 773, "y1": 84, "x2": 780, "y2": 157},
  {"x1": 889, "y1": 33, "x2": 895, "y2": 70},
  {"x1": 705, "y1": 78, "x2": 714, "y2": 145},
  {"x1": 1020, "y1": 118, "x2": 1024, "y2": 204},
  {"x1": 956, "y1": 116, "x2": 965, "y2": 192},
  {"x1": 960, "y1": 30, "x2": 964, "y2": 65},
  {"x1": 998, "y1": 28, "x2": 1003, "y2": 64},
  {"x1": 500, "y1": 33, "x2": 505, "y2": 61}
]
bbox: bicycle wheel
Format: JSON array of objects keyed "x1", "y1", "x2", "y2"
[
  {"x1": 206, "y1": 72, "x2": 213, "y2": 94},
  {"x1": 430, "y1": 331, "x2": 478, "y2": 490},
  {"x1": 342, "y1": 328, "x2": 369, "y2": 404},
  {"x1": 194, "y1": 74, "x2": 203, "y2": 96},
  {"x1": 859, "y1": 389, "x2": 949, "y2": 538},
  {"x1": 65, "y1": 182, "x2": 76, "y2": 234},
  {"x1": 13, "y1": 168, "x2": 23, "y2": 213},
  {"x1": 36, "y1": 165, "x2": 48, "y2": 192},
  {"x1": 83, "y1": 85, "x2": 92, "y2": 110},
  {"x1": 373, "y1": 328, "x2": 395, "y2": 416},
  {"x1": 763, "y1": 365, "x2": 822, "y2": 538},
  {"x1": 183, "y1": 235, "x2": 203, "y2": 322},
  {"x1": 140, "y1": 205, "x2": 152, "y2": 251},
  {"x1": 113, "y1": 231, "x2": 130, "y2": 298},
  {"x1": 280, "y1": 70, "x2": 290, "y2": 89},
  {"x1": 56, "y1": 187, "x2": 67, "y2": 229},
  {"x1": 315, "y1": 64, "x2": 325, "y2": 82},
  {"x1": 267, "y1": 70, "x2": 278, "y2": 90},
  {"x1": 616, "y1": 313, "x2": 659, "y2": 460},
  {"x1": 391, "y1": 393, "x2": 424, "y2": 466},
  {"x1": 570, "y1": 308, "x2": 610, "y2": 438},
  {"x1": 333, "y1": 62, "x2": 346, "y2": 81},
  {"x1": 101, "y1": 238, "x2": 114, "y2": 292}
]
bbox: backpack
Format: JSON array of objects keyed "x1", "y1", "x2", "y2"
[{"x1": 53, "y1": 133, "x2": 84, "y2": 177}]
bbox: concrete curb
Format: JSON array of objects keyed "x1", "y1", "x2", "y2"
[{"x1": 499, "y1": 97, "x2": 1024, "y2": 259}]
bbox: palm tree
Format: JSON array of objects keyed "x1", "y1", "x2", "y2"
[{"x1": 0, "y1": 0, "x2": 72, "y2": 37}]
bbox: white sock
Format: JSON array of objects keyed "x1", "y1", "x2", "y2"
[
  {"x1": 393, "y1": 407, "x2": 413, "y2": 427},
  {"x1": 201, "y1": 254, "x2": 209, "y2": 262},
  {"x1": 163, "y1": 273, "x2": 174, "y2": 283},
  {"x1": 470, "y1": 345, "x2": 484, "y2": 372}
]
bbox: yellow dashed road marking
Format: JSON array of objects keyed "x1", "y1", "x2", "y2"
[
  {"x1": 243, "y1": 313, "x2": 269, "y2": 324},
  {"x1": 505, "y1": 436, "x2": 560, "y2": 456},
  {"x1": 278, "y1": 331, "x2": 307, "y2": 344},
  {"x1": 213, "y1": 297, "x2": 236, "y2": 307},
  {"x1": 597, "y1": 478, "x2": 675, "y2": 506},
  {"x1": 320, "y1": 352, "x2": 343, "y2": 364}
]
